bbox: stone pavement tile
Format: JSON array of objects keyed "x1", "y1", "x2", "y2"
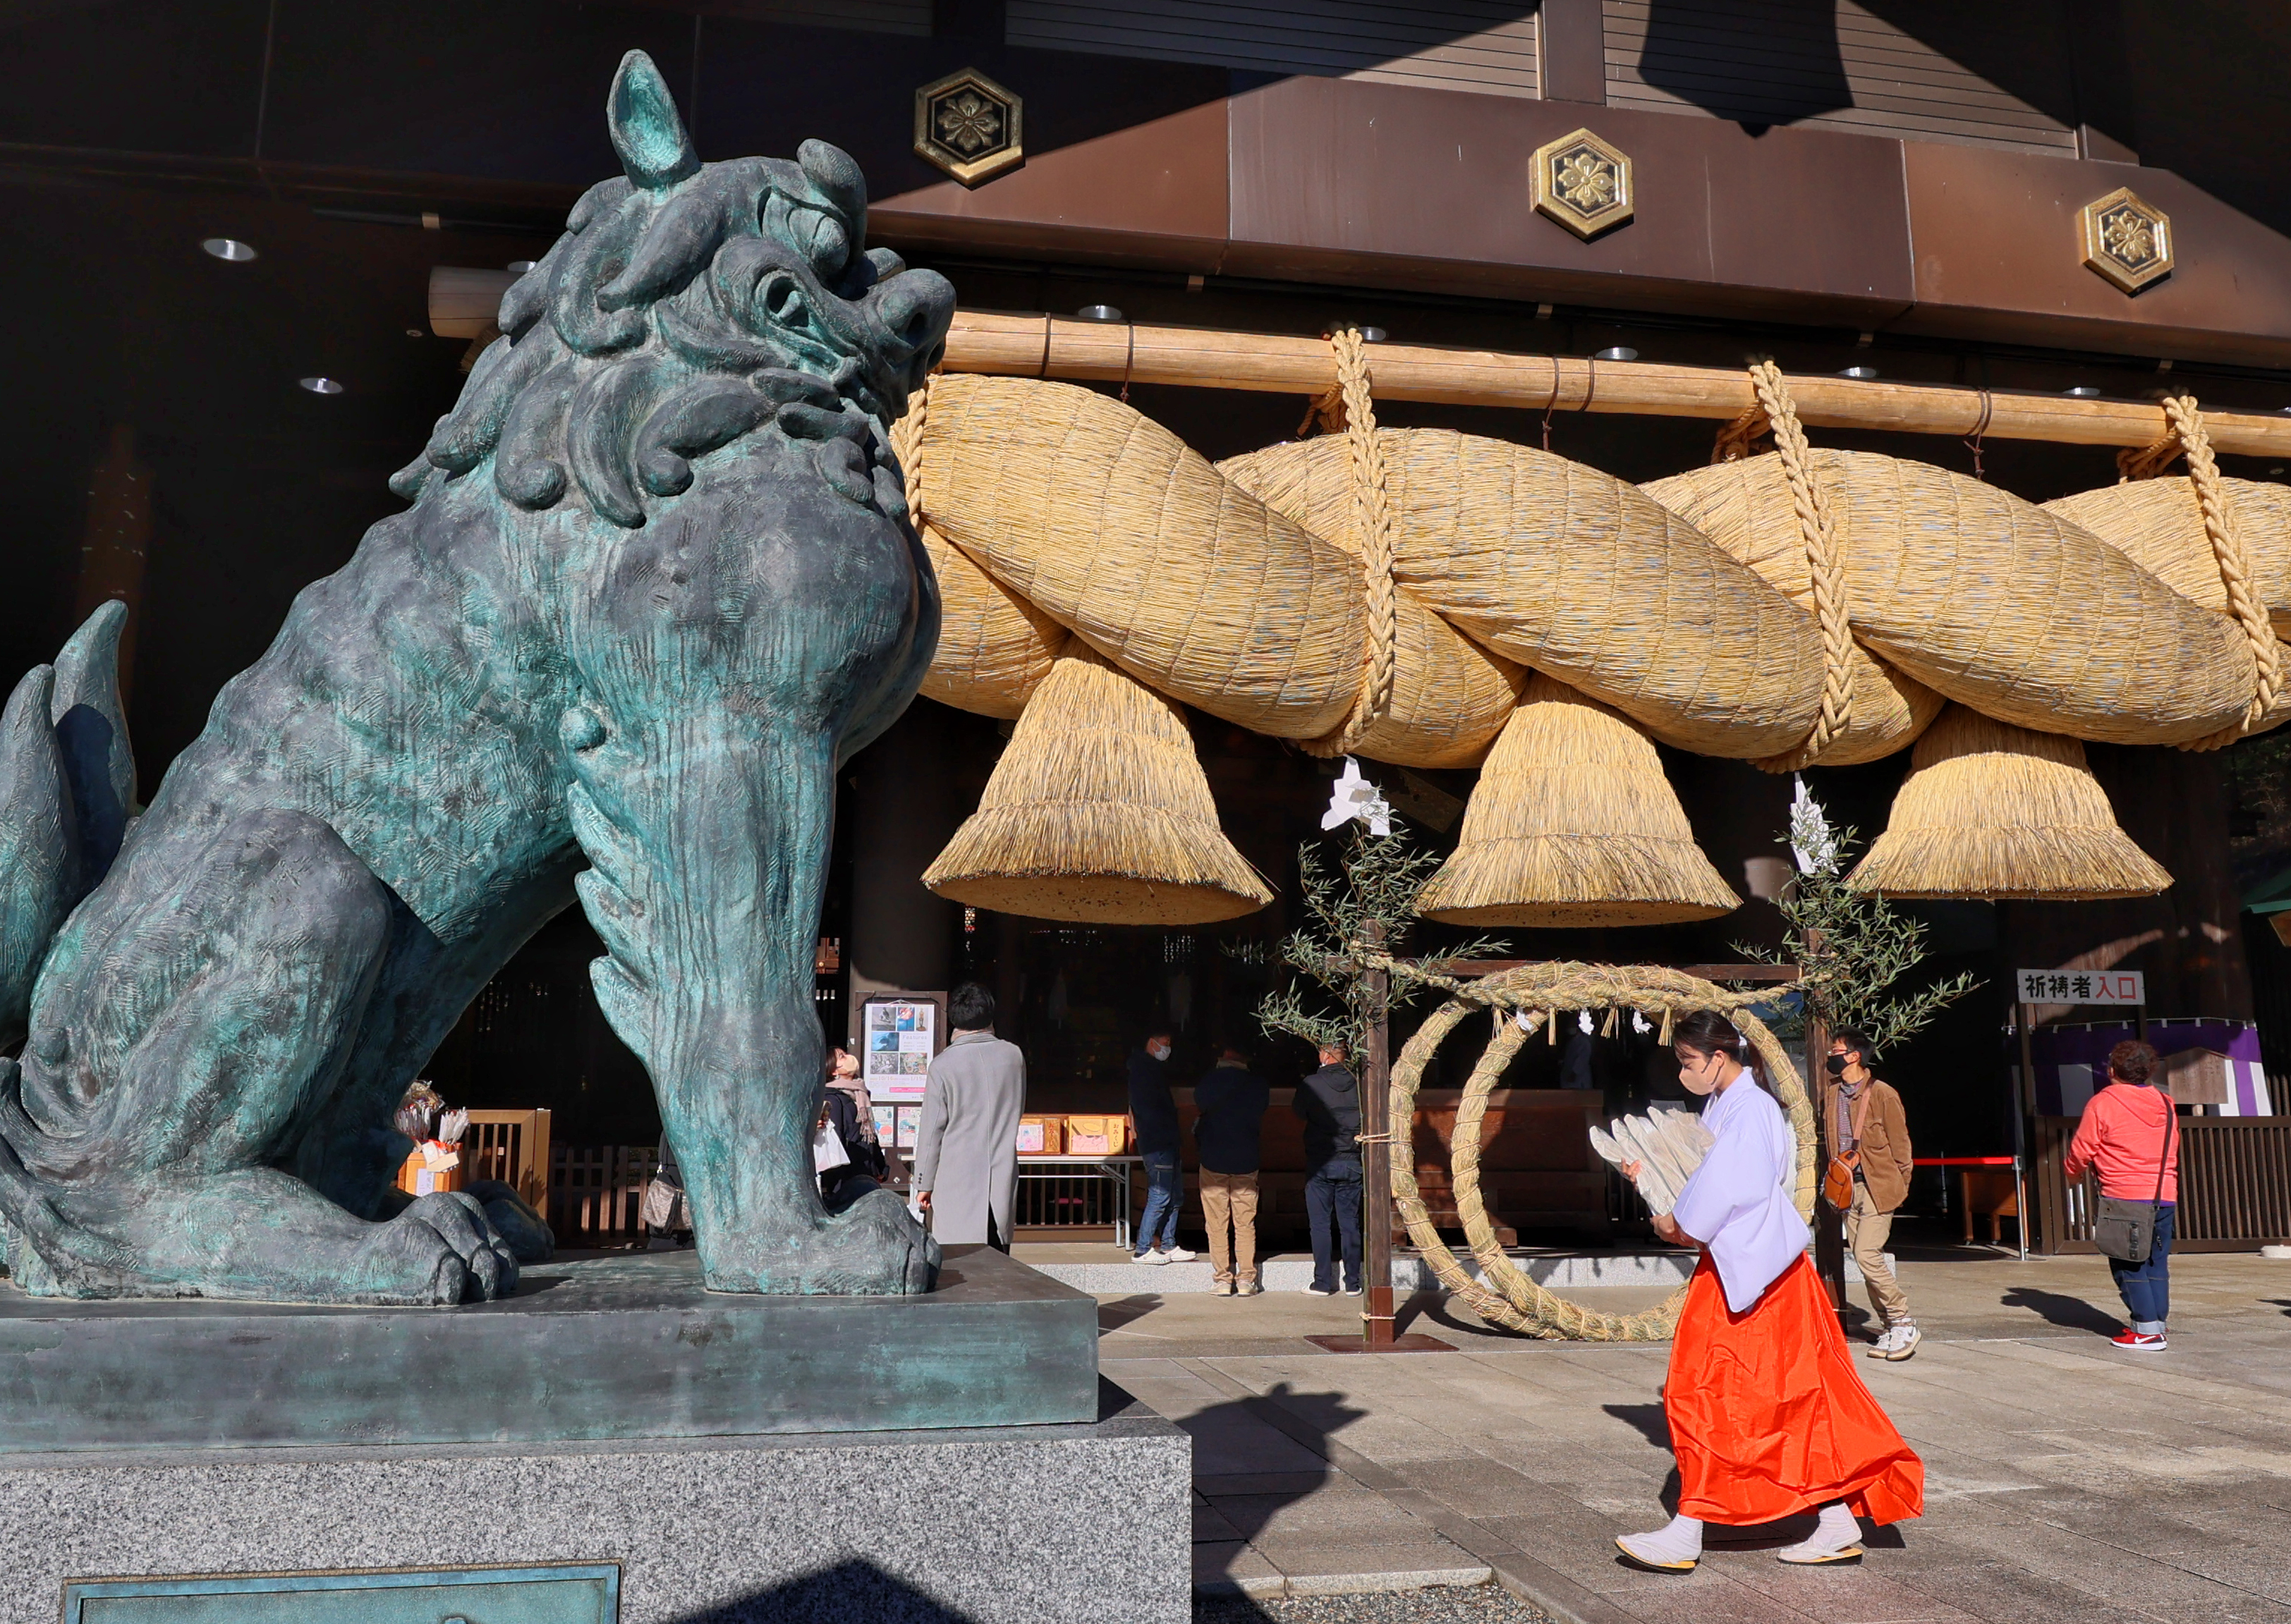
[
  {"x1": 1467, "y1": 1510, "x2": 1766, "y2": 1601},
  {"x1": 1195, "y1": 1501, "x2": 1244, "y2": 1542},
  {"x1": 1713, "y1": 1556, "x2": 1982, "y2": 1623},
  {"x1": 1581, "y1": 1577, "x2": 1823, "y2": 1624},
  {"x1": 1206, "y1": 1486, "x2": 1433, "y2": 1539},
  {"x1": 1196, "y1": 1471, "x2": 1337, "y2": 1496},
  {"x1": 1909, "y1": 1507, "x2": 2225, "y2": 1608},
  {"x1": 1249, "y1": 1535, "x2": 1493, "y2": 1596},
  {"x1": 1193, "y1": 1539, "x2": 1285, "y2": 1599},
  {"x1": 1874, "y1": 1538, "x2": 2166, "y2": 1624},
  {"x1": 2134, "y1": 1596, "x2": 2291, "y2": 1624}
]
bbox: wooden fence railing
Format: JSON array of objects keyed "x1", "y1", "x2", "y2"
[
  {"x1": 463, "y1": 1109, "x2": 551, "y2": 1212},
  {"x1": 2033, "y1": 1116, "x2": 2291, "y2": 1253},
  {"x1": 547, "y1": 1144, "x2": 660, "y2": 1249}
]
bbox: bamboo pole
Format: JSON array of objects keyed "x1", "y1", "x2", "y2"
[{"x1": 941, "y1": 311, "x2": 2291, "y2": 458}]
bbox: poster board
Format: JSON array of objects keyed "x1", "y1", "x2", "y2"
[{"x1": 862, "y1": 994, "x2": 942, "y2": 1104}]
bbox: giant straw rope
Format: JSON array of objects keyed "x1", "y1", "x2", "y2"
[{"x1": 907, "y1": 348, "x2": 2291, "y2": 769}]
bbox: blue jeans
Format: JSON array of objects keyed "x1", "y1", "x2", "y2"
[
  {"x1": 1136, "y1": 1151, "x2": 1181, "y2": 1255},
  {"x1": 1306, "y1": 1159, "x2": 1363, "y2": 1292},
  {"x1": 2110, "y1": 1201, "x2": 2174, "y2": 1332}
]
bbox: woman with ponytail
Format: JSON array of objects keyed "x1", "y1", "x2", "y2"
[{"x1": 1615, "y1": 1011, "x2": 1924, "y2": 1574}]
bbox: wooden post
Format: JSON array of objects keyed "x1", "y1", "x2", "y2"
[
  {"x1": 1807, "y1": 1006, "x2": 1849, "y2": 1319},
  {"x1": 1361, "y1": 927, "x2": 1396, "y2": 1349},
  {"x1": 2017, "y1": 1001, "x2": 2041, "y2": 1253}
]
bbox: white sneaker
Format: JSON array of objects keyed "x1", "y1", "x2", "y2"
[
  {"x1": 1134, "y1": 1250, "x2": 1169, "y2": 1266},
  {"x1": 1778, "y1": 1503, "x2": 1865, "y2": 1565},
  {"x1": 1883, "y1": 1323, "x2": 1922, "y2": 1362},
  {"x1": 1615, "y1": 1513, "x2": 1702, "y2": 1573},
  {"x1": 1209, "y1": 1279, "x2": 1235, "y2": 1296},
  {"x1": 1163, "y1": 1246, "x2": 1197, "y2": 1262},
  {"x1": 1304, "y1": 1284, "x2": 1337, "y2": 1297},
  {"x1": 1864, "y1": 1324, "x2": 1901, "y2": 1357}
]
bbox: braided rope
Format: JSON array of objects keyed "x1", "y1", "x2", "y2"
[
  {"x1": 2157, "y1": 397, "x2": 2283, "y2": 751},
  {"x1": 1330, "y1": 327, "x2": 1399, "y2": 753},
  {"x1": 1746, "y1": 362, "x2": 1855, "y2": 773},
  {"x1": 1385, "y1": 960, "x2": 1817, "y2": 1342},
  {"x1": 1710, "y1": 403, "x2": 1770, "y2": 464},
  {"x1": 891, "y1": 379, "x2": 931, "y2": 523}
]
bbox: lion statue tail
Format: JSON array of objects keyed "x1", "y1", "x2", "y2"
[{"x1": 0, "y1": 601, "x2": 137, "y2": 1051}]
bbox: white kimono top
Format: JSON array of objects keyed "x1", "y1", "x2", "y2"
[{"x1": 1671, "y1": 1073, "x2": 1809, "y2": 1313}]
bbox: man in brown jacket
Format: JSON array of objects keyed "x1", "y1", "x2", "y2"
[{"x1": 1826, "y1": 1028, "x2": 1919, "y2": 1360}]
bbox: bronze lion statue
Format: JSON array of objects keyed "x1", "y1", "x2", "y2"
[{"x1": 0, "y1": 51, "x2": 953, "y2": 1304}]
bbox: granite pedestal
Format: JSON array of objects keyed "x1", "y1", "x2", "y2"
[
  {"x1": 4, "y1": 1249, "x2": 1190, "y2": 1621},
  {"x1": 0, "y1": 1245, "x2": 1095, "y2": 1450}
]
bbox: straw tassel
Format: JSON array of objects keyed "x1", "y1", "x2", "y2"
[
  {"x1": 923, "y1": 640, "x2": 1274, "y2": 924},
  {"x1": 1847, "y1": 704, "x2": 2172, "y2": 900},
  {"x1": 1416, "y1": 675, "x2": 1742, "y2": 927}
]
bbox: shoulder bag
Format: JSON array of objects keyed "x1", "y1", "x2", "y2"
[
  {"x1": 1823, "y1": 1087, "x2": 1873, "y2": 1211},
  {"x1": 2092, "y1": 1092, "x2": 2177, "y2": 1264}
]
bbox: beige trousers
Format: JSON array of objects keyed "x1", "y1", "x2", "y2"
[
  {"x1": 1847, "y1": 1178, "x2": 1911, "y2": 1326},
  {"x1": 1201, "y1": 1170, "x2": 1260, "y2": 1285}
]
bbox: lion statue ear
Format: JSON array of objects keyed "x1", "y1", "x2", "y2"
[{"x1": 608, "y1": 49, "x2": 700, "y2": 193}]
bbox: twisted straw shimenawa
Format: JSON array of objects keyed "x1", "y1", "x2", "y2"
[{"x1": 1383, "y1": 962, "x2": 1815, "y2": 1343}]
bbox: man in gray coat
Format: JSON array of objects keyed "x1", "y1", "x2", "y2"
[{"x1": 913, "y1": 984, "x2": 1026, "y2": 1250}]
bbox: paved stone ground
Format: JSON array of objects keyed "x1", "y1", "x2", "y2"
[{"x1": 1054, "y1": 1242, "x2": 2291, "y2": 1622}]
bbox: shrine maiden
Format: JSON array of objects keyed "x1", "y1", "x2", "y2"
[{"x1": 1615, "y1": 1011, "x2": 1923, "y2": 1574}]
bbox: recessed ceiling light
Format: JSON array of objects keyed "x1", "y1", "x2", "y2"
[
  {"x1": 1593, "y1": 346, "x2": 1637, "y2": 362},
  {"x1": 2065, "y1": 386, "x2": 2103, "y2": 398},
  {"x1": 1356, "y1": 326, "x2": 1387, "y2": 343},
  {"x1": 1074, "y1": 304, "x2": 1124, "y2": 323},
  {"x1": 1841, "y1": 365, "x2": 1879, "y2": 379},
  {"x1": 298, "y1": 376, "x2": 345, "y2": 395},
  {"x1": 506, "y1": 260, "x2": 535, "y2": 274},
  {"x1": 202, "y1": 237, "x2": 257, "y2": 262}
]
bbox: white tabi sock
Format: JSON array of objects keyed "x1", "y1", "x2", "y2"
[{"x1": 1617, "y1": 1512, "x2": 1703, "y2": 1568}]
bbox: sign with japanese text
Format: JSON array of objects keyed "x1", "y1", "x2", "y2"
[{"x1": 2017, "y1": 967, "x2": 2144, "y2": 1006}]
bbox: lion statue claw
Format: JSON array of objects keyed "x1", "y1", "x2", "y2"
[{"x1": 0, "y1": 52, "x2": 953, "y2": 1305}]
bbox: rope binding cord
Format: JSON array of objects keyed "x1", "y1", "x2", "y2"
[
  {"x1": 1745, "y1": 361, "x2": 1856, "y2": 773},
  {"x1": 1328, "y1": 325, "x2": 1400, "y2": 754},
  {"x1": 2120, "y1": 394, "x2": 2285, "y2": 749},
  {"x1": 1963, "y1": 388, "x2": 1993, "y2": 482}
]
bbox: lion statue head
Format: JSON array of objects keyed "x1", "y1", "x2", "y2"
[{"x1": 393, "y1": 50, "x2": 956, "y2": 528}]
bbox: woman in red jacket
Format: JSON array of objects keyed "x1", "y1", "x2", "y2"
[{"x1": 2064, "y1": 1039, "x2": 2179, "y2": 1351}]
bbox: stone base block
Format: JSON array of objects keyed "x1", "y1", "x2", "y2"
[
  {"x1": 0, "y1": 1244, "x2": 1095, "y2": 1451},
  {"x1": 9, "y1": 1381, "x2": 1189, "y2": 1624}
]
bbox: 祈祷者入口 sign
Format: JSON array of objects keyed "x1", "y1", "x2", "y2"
[{"x1": 2017, "y1": 968, "x2": 2145, "y2": 1006}]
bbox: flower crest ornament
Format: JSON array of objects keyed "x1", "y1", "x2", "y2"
[
  {"x1": 1789, "y1": 775, "x2": 1838, "y2": 877},
  {"x1": 1555, "y1": 152, "x2": 1616, "y2": 209},
  {"x1": 1322, "y1": 757, "x2": 1394, "y2": 836},
  {"x1": 936, "y1": 91, "x2": 1002, "y2": 156}
]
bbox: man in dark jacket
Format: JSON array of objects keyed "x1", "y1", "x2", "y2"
[
  {"x1": 1193, "y1": 1042, "x2": 1270, "y2": 1297},
  {"x1": 1295, "y1": 1041, "x2": 1363, "y2": 1296},
  {"x1": 1127, "y1": 1031, "x2": 1193, "y2": 1264}
]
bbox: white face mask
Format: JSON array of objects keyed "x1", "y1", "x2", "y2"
[{"x1": 1149, "y1": 1043, "x2": 1171, "y2": 1062}]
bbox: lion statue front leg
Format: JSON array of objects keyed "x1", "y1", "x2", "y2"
[{"x1": 560, "y1": 426, "x2": 944, "y2": 1296}]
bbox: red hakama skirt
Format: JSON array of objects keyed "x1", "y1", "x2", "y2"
[{"x1": 1665, "y1": 1252, "x2": 1924, "y2": 1526}]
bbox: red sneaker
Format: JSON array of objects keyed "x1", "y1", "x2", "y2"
[{"x1": 2110, "y1": 1328, "x2": 2168, "y2": 1350}]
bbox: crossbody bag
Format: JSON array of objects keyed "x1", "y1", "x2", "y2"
[
  {"x1": 2092, "y1": 1092, "x2": 2176, "y2": 1264},
  {"x1": 1823, "y1": 1086, "x2": 1874, "y2": 1211}
]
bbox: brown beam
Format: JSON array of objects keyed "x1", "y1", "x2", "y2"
[{"x1": 941, "y1": 310, "x2": 2291, "y2": 457}]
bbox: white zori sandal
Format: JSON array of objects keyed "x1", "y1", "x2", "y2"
[
  {"x1": 1778, "y1": 1502, "x2": 1866, "y2": 1565},
  {"x1": 1615, "y1": 1513, "x2": 1702, "y2": 1573}
]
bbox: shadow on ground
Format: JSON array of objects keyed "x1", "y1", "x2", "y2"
[{"x1": 2001, "y1": 1286, "x2": 2122, "y2": 1333}]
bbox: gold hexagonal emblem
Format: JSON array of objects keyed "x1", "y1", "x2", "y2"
[
  {"x1": 914, "y1": 68, "x2": 1023, "y2": 189},
  {"x1": 2079, "y1": 187, "x2": 2173, "y2": 294},
  {"x1": 1531, "y1": 128, "x2": 1633, "y2": 240}
]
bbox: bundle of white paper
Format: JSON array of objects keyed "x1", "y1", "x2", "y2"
[{"x1": 1587, "y1": 1105, "x2": 1713, "y2": 1215}]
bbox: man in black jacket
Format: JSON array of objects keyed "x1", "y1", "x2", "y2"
[
  {"x1": 1127, "y1": 1030, "x2": 1193, "y2": 1263},
  {"x1": 1295, "y1": 1041, "x2": 1364, "y2": 1296},
  {"x1": 1193, "y1": 1042, "x2": 1270, "y2": 1297}
]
